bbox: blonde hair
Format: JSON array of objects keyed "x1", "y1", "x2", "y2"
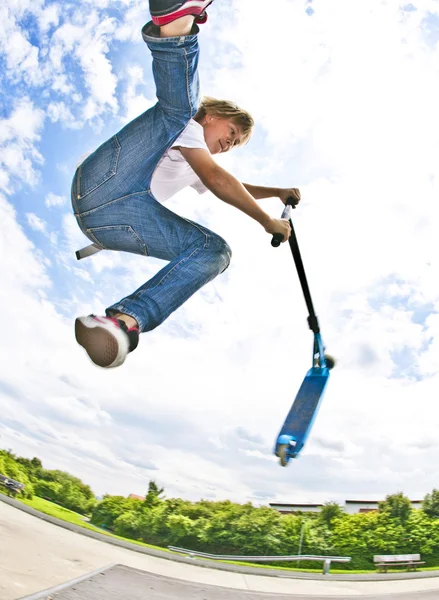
[{"x1": 194, "y1": 96, "x2": 254, "y2": 146}]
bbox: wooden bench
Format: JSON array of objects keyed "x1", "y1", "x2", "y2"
[{"x1": 374, "y1": 554, "x2": 425, "y2": 572}]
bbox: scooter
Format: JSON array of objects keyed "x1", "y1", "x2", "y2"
[{"x1": 271, "y1": 198, "x2": 335, "y2": 466}]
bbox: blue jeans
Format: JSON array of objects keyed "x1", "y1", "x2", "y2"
[{"x1": 71, "y1": 22, "x2": 231, "y2": 333}]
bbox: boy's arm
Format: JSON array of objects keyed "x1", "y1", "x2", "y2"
[
  {"x1": 242, "y1": 183, "x2": 280, "y2": 200},
  {"x1": 177, "y1": 147, "x2": 291, "y2": 241},
  {"x1": 242, "y1": 183, "x2": 301, "y2": 206}
]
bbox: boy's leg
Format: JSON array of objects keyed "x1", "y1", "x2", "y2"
[
  {"x1": 75, "y1": 10, "x2": 226, "y2": 369},
  {"x1": 72, "y1": 14, "x2": 201, "y2": 220},
  {"x1": 159, "y1": 15, "x2": 193, "y2": 37},
  {"x1": 75, "y1": 192, "x2": 232, "y2": 368},
  {"x1": 104, "y1": 193, "x2": 232, "y2": 332}
]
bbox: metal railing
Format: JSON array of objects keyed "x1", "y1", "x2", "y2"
[{"x1": 168, "y1": 546, "x2": 351, "y2": 575}]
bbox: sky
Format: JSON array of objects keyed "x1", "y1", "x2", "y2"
[{"x1": 1, "y1": 0, "x2": 438, "y2": 507}]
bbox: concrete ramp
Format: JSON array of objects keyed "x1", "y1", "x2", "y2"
[{"x1": 17, "y1": 564, "x2": 439, "y2": 600}]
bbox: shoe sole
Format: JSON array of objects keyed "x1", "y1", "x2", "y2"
[{"x1": 75, "y1": 317, "x2": 127, "y2": 368}]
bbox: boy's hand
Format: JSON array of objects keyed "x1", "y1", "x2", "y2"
[
  {"x1": 263, "y1": 217, "x2": 292, "y2": 243},
  {"x1": 279, "y1": 187, "x2": 301, "y2": 207}
]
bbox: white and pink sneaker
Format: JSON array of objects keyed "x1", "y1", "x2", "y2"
[
  {"x1": 149, "y1": 0, "x2": 214, "y2": 26},
  {"x1": 75, "y1": 315, "x2": 139, "y2": 368}
]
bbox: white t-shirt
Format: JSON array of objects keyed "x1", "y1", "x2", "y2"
[{"x1": 150, "y1": 119, "x2": 209, "y2": 202}]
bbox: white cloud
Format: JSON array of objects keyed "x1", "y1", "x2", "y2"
[
  {"x1": 26, "y1": 212, "x2": 59, "y2": 246},
  {"x1": 114, "y1": 3, "x2": 147, "y2": 43},
  {"x1": 1, "y1": 2, "x2": 122, "y2": 131},
  {"x1": 121, "y1": 65, "x2": 155, "y2": 123},
  {"x1": 51, "y1": 73, "x2": 75, "y2": 96},
  {"x1": 37, "y1": 3, "x2": 60, "y2": 35},
  {"x1": 45, "y1": 192, "x2": 67, "y2": 208},
  {"x1": 26, "y1": 212, "x2": 47, "y2": 233},
  {"x1": 50, "y1": 14, "x2": 119, "y2": 122},
  {"x1": 47, "y1": 102, "x2": 81, "y2": 129},
  {"x1": 0, "y1": 194, "x2": 50, "y2": 291},
  {"x1": 0, "y1": 0, "x2": 438, "y2": 506},
  {"x1": 0, "y1": 97, "x2": 45, "y2": 145},
  {"x1": 0, "y1": 97, "x2": 45, "y2": 192},
  {"x1": 0, "y1": 1, "x2": 43, "y2": 85}
]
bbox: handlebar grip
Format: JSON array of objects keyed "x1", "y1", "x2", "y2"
[
  {"x1": 271, "y1": 233, "x2": 284, "y2": 247},
  {"x1": 270, "y1": 197, "x2": 295, "y2": 247}
]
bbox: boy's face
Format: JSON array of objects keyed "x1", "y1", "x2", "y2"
[{"x1": 201, "y1": 114, "x2": 242, "y2": 155}]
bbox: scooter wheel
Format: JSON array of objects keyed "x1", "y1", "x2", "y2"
[
  {"x1": 325, "y1": 354, "x2": 336, "y2": 370},
  {"x1": 277, "y1": 444, "x2": 289, "y2": 467}
]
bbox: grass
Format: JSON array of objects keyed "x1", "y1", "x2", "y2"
[
  {"x1": 7, "y1": 494, "x2": 439, "y2": 575},
  {"x1": 20, "y1": 496, "x2": 91, "y2": 526},
  {"x1": 16, "y1": 495, "x2": 174, "y2": 553}
]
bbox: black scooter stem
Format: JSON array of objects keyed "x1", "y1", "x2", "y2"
[{"x1": 271, "y1": 198, "x2": 320, "y2": 334}]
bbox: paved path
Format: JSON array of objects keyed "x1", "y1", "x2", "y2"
[{"x1": 2, "y1": 500, "x2": 439, "y2": 600}]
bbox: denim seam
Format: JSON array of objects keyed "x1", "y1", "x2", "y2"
[
  {"x1": 76, "y1": 135, "x2": 121, "y2": 201},
  {"x1": 73, "y1": 211, "x2": 92, "y2": 241},
  {"x1": 85, "y1": 228, "x2": 107, "y2": 249},
  {"x1": 75, "y1": 192, "x2": 210, "y2": 253},
  {"x1": 126, "y1": 249, "x2": 198, "y2": 324},
  {"x1": 71, "y1": 169, "x2": 81, "y2": 215},
  {"x1": 148, "y1": 245, "x2": 203, "y2": 291},
  {"x1": 86, "y1": 225, "x2": 148, "y2": 256},
  {"x1": 180, "y1": 217, "x2": 210, "y2": 249},
  {"x1": 73, "y1": 190, "x2": 150, "y2": 218},
  {"x1": 183, "y1": 47, "x2": 193, "y2": 116}
]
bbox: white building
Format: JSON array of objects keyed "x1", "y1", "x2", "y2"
[
  {"x1": 269, "y1": 499, "x2": 423, "y2": 515},
  {"x1": 344, "y1": 499, "x2": 423, "y2": 514},
  {"x1": 269, "y1": 502, "x2": 323, "y2": 514}
]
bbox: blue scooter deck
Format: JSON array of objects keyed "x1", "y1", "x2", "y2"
[{"x1": 275, "y1": 366, "x2": 329, "y2": 463}]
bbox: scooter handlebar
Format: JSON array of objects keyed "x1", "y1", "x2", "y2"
[{"x1": 270, "y1": 197, "x2": 296, "y2": 247}]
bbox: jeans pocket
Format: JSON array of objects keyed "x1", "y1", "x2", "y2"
[
  {"x1": 77, "y1": 135, "x2": 121, "y2": 200},
  {"x1": 86, "y1": 225, "x2": 148, "y2": 256}
]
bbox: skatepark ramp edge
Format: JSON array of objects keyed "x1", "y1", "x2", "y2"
[{"x1": 16, "y1": 564, "x2": 118, "y2": 600}]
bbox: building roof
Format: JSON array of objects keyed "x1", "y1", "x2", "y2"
[
  {"x1": 345, "y1": 499, "x2": 423, "y2": 504},
  {"x1": 269, "y1": 503, "x2": 323, "y2": 507}
]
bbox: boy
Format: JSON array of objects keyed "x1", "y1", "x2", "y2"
[{"x1": 73, "y1": 0, "x2": 300, "y2": 369}]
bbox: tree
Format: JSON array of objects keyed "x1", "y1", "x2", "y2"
[
  {"x1": 34, "y1": 481, "x2": 61, "y2": 502},
  {"x1": 31, "y1": 457, "x2": 43, "y2": 469},
  {"x1": 30, "y1": 468, "x2": 96, "y2": 514},
  {"x1": 90, "y1": 495, "x2": 135, "y2": 529},
  {"x1": 231, "y1": 505, "x2": 282, "y2": 555},
  {"x1": 166, "y1": 514, "x2": 197, "y2": 545},
  {"x1": 144, "y1": 480, "x2": 165, "y2": 508},
  {"x1": 277, "y1": 514, "x2": 306, "y2": 554},
  {"x1": 114, "y1": 511, "x2": 144, "y2": 540},
  {"x1": 378, "y1": 492, "x2": 412, "y2": 522},
  {"x1": 15, "y1": 456, "x2": 43, "y2": 481},
  {"x1": 318, "y1": 502, "x2": 344, "y2": 528},
  {"x1": 422, "y1": 489, "x2": 439, "y2": 519}
]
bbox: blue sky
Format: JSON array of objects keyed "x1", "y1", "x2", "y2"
[{"x1": 1, "y1": 0, "x2": 438, "y2": 505}]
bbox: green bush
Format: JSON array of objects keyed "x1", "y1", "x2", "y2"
[{"x1": 5, "y1": 447, "x2": 439, "y2": 572}]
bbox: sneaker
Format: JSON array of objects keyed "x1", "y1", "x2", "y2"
[
  {"x1": 75, "y1": 315, "x2": 139, "y2": 369},
  {"x1": 149, "y1": 0, "x2": 214, "y2": 26}
]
